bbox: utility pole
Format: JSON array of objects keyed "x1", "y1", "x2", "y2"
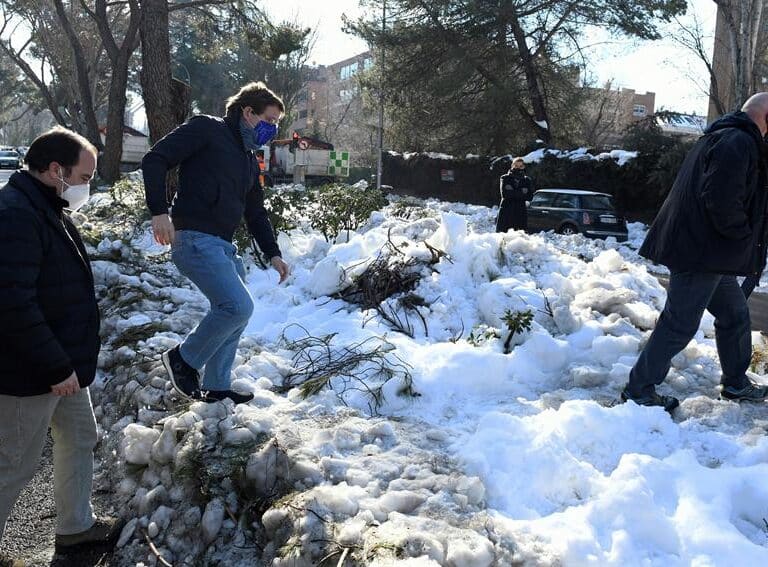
[{"x1": 376, "y1": 0, "x2": 386, "y2": 189}]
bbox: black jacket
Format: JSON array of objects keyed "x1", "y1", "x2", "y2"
[
  {"x1": 496, "y1": 170, "x2": 532, "y2": 232},
  {"x1": 142, "y1": 110, "x2": 281, "y2": 258},
  {"x1": 640, "y1": 112, "x2": 768, "y2": 276},
  {"x1": 0, "y1": 171, "x2": 100, "y2": 396}
]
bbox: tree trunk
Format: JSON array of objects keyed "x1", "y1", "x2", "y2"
[
  {"x1": 101, "y1": 60, "x2": 131, "y2": 183},
  {"x1": 139, "y1": 0, "x2": 177, "y2": 143},
  {"x1": 53, "y1": 0, "x2": 104, "y2": 151},
  {"x1": 86, "y1": 0, "x2": 141, "y2": 183},
  {"x1": 714, "y1": 0, "x2": 767, "y2": 111},
  {"x1": 508, "y1": 11, "x2": 552, "y2": 144}
]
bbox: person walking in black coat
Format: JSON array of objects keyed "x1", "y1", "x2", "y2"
[
  {"x1": 142, "y1": 81, "x2": 290, "y2": 405},
  {"x1": 496, "y1": 157, "x2": 533, "y2": 232},
  {"x1": 623, "y1": 93, "x2": 768, "y2": 412},
  {"x1": 0, "y1": 128, "x2": 122, "y2": 565}
]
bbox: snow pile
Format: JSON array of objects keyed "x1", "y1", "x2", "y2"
[
  {"x1": 81, "y1": 188, "x2": 768, "y2": 566},
  {"x1": 520, "y1": 147, "x2": 638, "y2": 166}
]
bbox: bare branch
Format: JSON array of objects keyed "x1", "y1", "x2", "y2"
[{"x1": 168, "y1": 0, "x2": 229, "y2": 12}]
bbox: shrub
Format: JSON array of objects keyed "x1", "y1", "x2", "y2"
[{"x1": 312, "y1": 183, "x2": 388, "y2": 242}]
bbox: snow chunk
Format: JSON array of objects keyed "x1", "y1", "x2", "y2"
[
  {"x1": 121, "y1": 424, "x2": 160, "y2": 466},
  {"x1": 201, "y1": 499, "x2": 225, "y2": 544}
]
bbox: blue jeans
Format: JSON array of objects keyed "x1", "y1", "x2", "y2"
[
  {"x1": 627, "y1": 272, "x2": 751, "y2": 396},
  {"x1": 171, "y1": 230, "x2": 254, "y2": 390}
]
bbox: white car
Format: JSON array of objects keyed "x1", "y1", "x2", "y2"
[{"x1": 0, "y1": 150, "x2": 21, "y2": 169}]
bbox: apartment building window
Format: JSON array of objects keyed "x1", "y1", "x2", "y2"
[
  {"x1": 340, "y1": 62, "x2": 359, "y2": 80},
  {"x1": 633, "y1": 104, "x2": 647, "y2": 117},
  {"x1": 363, "y1": 57, "x2": 373, "y2": 70}
]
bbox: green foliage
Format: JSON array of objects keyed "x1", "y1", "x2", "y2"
[
  {"x1": 467, "y1": 324, "x2": 501, "y2": 347},
  {"x1": 313, "y1": 184, "x2": 388, "y2": 242},
  {"x1": 502, "y1": 309, "x2": 534, "y2": 336},
  {"x1": 502, "y1": 308, "x2": 534, "y2": 354},
  {"x1": 347, "y1": 0, "x2": 686, "y2": 153},
  {"x1": 241, "y1": 183, "x2": 389, "y2": 261},
  {"x1": 170, "y1": 6, "x2": 312, "y2": 128}
]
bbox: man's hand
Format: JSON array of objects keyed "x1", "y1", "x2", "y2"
[
  {"x1": 51, "y1": 371, "x2": 80, "y2": 397},
  {"x1": 152, "y1": 214, "x2": 175, "y2": 246},
  {"x1": 270, "y1": 256, "x2": 290, "y2": 283}
]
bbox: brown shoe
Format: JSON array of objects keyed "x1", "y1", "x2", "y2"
[
  {"x1": 54, "y1": 517, "x2": 124, "y2": 554},
  {"x1": 0, "y1": 553, "x2": 26, "y2": 567}
]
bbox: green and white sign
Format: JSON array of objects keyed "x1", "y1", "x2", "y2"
[{"x1": 328, "y1": 150, "x2": 350, "y2": 177}]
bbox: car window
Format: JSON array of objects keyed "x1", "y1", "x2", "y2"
[
  {"x1": 552, "y1": 194, "x2": 579, "y2": 208},
  {"x1": 580, "y1": 195, "x2": 614, "y2": 211},
  {"x1": 0, "y1": 151, "x2": 16, "y2": 157},
  {"x1": 530, "y1": 192, "x2": 557, "y2": 207}
]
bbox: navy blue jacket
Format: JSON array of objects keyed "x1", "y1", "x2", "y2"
[
  {"x1": 640, "y1": 112, "x2": 768, "y2": 276},
  {"x1": 142, "y1": 110, "x2": 281, "y2": 258},
  {"x1": 0, "y1": 172, "x2": 100, "y2": 396}
]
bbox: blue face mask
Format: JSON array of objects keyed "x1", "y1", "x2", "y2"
[
  {"x1": 255, "y1": 120, "x2": 278, "y2": 145},
  {"x1": 240, "y1": 118, "x2": 278, "y2": 150}
]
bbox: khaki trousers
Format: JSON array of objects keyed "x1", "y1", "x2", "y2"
[{"x1": 0, "y1": 388, "x2": 97, "y2": 542}]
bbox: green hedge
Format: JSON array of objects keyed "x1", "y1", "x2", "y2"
[{"x1": 382, "y1": 138, "x2": 695, "y2": 220}]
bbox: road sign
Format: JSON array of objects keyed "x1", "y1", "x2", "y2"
[{"x1": 328, "y1": 150, "x2": 350, "y2": 177}]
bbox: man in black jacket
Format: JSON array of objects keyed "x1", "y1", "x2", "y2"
[
  {"x1": 496, "y1": 157, "x2": 533, "y2": 232},
  {"x1": 0, "y1": 128, "x2": 121, "y2": 564},
  {"x1": 623, "y1": 93, "x2": 768, "y2": 411},
  {"x1": 142, "y1": 81, "x2": 290, "y2": 405}
]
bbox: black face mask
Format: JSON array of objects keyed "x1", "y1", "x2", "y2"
[{"x1": 512, "y1": 168, "x2": 524, "y2": 175}]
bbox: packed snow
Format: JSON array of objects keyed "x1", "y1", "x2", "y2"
[{"x1": 77, "y1": 187, "x2": 768, "y2": 566}]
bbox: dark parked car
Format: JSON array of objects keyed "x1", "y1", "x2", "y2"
[
  {"x1": 526, "y1": 189, "x2": 628, "y2": 242},
  {"x1": 0, "y1": 150, "x2": 21, "y2": 169}
]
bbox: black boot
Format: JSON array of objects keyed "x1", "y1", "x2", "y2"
[
  {"x1": 162, "y1": 345, "x2": 201, "y2": 399},
  {"x1": 620, "y1": 387, "x2": 679, "y2": 413},
  {"x1": 202, "y1": 389, "x2": 254, "y2": 404},
  {"x1": 721, "y1": 381, "x2": 768, "y2": 402}
]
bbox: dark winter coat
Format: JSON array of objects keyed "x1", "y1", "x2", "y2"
[
  {"x1": 640, "y1": 112, "x2": 768, "y2": 277},
  {"x1": 496, "y1": 170, "x2": 533, "y2": 232},
  {"x1": 142, "y1": 110, "x2": 281, "y2": 258},
  {"x1": 0, "y1": 171, "x2": 100, "y2": 397}
]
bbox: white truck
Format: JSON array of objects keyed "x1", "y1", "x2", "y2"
[{"x1": 262, "y1": 136, "x2": 350, "y2": 186}]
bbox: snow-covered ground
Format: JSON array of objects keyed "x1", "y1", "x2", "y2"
[{"x1": 82, "y1": 189, "x2": 768, "y2": 566}]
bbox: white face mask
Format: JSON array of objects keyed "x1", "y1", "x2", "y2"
[{"x1": 59, "y1": 171, "x2": 90, "y2": 211}]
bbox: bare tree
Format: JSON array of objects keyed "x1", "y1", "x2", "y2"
[
  {"x1": 53, "y1": 0, "x2": 103, "y2": 150},
  {"x1": 670, "y1": 11, "x2": 727, "y2": 117},
  {"x1": 711, "y1": 0, "x2": 768, "y2": 112},
  {"x1": 578, "y1": 81, "x2": 633, "y2": 147},
  {"x1": 80, "y1": 0, "x2": 140, "y2": 183},
  {"x1": 0, "y1": 4, "x2": 68, "y2": 126}
]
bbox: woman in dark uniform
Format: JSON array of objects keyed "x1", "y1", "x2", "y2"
[{"x1": 496, "y1": 157, "x2": 533, "y2": 233}]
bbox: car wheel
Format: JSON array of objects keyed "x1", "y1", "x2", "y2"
[{"x1": 558, "y1": 224, "x2": 578, "y2": 236}]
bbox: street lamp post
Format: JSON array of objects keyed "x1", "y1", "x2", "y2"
[{"x1": 376, "y1": 0, "x2": 386, "y2": 189}]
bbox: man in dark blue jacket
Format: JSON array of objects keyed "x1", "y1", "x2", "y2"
[
  {"x1": 142, "y1": 81, "x2": 290, "y2": 405},
  {"x1": 623, "y1": 93, "x2": 768, "y2": 411},
  {"x1": 0, "y1": 128, "x2": 121, "y2": 564}
]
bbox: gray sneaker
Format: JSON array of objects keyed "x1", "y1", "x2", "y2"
[
  {"x1": 620, "y1": 388, "x2": 680, "y2": 413},
  {"x1": 721, "y1": 381, "x2": 768, "y2": 402}
]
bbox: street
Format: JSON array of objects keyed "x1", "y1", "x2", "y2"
[{"x1": 0, "y1": 168, "x2": 13, "y2": 184}]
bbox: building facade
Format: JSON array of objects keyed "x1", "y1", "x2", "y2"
[
  {"x1": 289, "y1": 51, "x2": 378, "y2": 167},
  {"x1": 580, "y1": 86, "x2": 656, "y2": 147}
]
